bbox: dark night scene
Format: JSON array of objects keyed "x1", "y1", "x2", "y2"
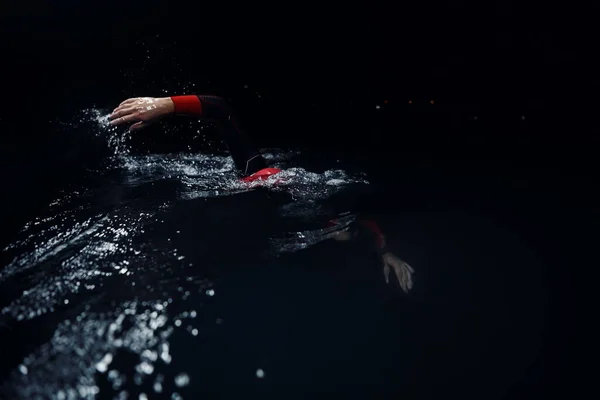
[{"x1": 0, "y1": 1, "x2": 590, "y2": 399}]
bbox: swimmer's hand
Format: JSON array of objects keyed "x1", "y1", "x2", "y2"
[
  {"x1": 382, "y1": 252, "x2": 414, "y2": 293},
  {"x1": 108, "y1": 97, "x2": 175, "y2": 132},
  {"x1": 332, "y1": 231, "x2": 414, "y2": 292}
]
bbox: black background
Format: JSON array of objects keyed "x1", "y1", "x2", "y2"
[{"x1": 0, "y1": 0, "x2": 593, "y2": 397}]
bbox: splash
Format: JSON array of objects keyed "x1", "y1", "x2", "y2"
[
  {"x1": 3, "y1": 300, "x2": 190, "y2": 399},
  {"x1": 1, "y1": 182, "x2": 212, "y2": 398},
  {"x1": 270, "y1": 212, "x2": 357, "y2": 253},
  {"x1": 1, "y1": 105, "x2": 371, "y2": 397},
  {"x1": 58, "y1": 107, "x2": 368, "y2": 201}
]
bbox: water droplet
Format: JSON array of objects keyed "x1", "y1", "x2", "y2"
[
  {"x1": 174, "y1": 373, "x2": 190, "y2": 387},
  {"x1": 95, "y1": 353, "x2": 113, "y2": 373},
  {"x1": 138, "y1": 361, "x2": 154, "y2": 375}
]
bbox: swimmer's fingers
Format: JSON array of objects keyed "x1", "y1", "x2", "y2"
[
  {"x1": 109, "y1": 113, "x2": 140, "y2": 127},
  {"x1": 129, "y1": 120, "x2": 152, "y2": 132},
  {"x1": 383, "y1": 263, "x2": 390, "y2": 284},
  {"x1": 110, "y1": 98, "x2": 140, "y2": 117},
  {"x1": 404, "y1": 263, "x2": 413, "y2": 291},
  {"x1": 392, "y1": 260, "x2": 413, "y2": 293},
  {"x1": 393, "y1": 265, "x2": 408, "y2": 293},
  {"x1": 118, "y1": 98, "x2": 139, "y2": 107},
  {"x1": 108, "y1": 106, "x2": 135, "y2": 121},
  {"x1": 398, "y1": 262, "x2": 414, "y2": 291}
]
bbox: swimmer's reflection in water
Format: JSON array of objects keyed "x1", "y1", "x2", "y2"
[{"x1": 109, "y1": 95, "x2": 414, "y2": 292}]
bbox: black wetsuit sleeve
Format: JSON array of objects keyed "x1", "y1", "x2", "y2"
[
  {"x1": 196, "y1": 95, "x2": 266, "y2": 176},
  {"x1": 350, "y1": 217, "x2": 390, "y2": 256}
]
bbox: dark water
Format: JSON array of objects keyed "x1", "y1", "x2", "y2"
[
  {"x1": 0, "y1": 4, "x2": 587, "y2": 394},
  {"x1": 0, "y1": 105, "x2": 582, "y2": 399}
]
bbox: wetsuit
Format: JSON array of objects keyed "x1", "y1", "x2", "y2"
[
  {"x1": 171, "y1": 94, "x2": 389, "y2": 256},
  {"x1": 171, "y1": 95, "x2": 267, "y2": 176}
]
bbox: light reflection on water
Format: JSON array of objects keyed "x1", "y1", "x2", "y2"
[{"x1": 0, "y1": 109, "x2": 369, "y2": 398}]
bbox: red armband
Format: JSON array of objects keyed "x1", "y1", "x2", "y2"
[
  {"x1": 359, "y1": 219, "x2": 385, "y2": 249},
  {"x1": 170, "y1": 95, "x2": 203, "y2": 116}
]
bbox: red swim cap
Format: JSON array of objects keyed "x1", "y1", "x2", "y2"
[{"x1": 241, "y1": 168, "x2": 282, "y2": 183}]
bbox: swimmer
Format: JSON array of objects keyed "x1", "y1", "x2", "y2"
[
  {"x1": 109, "y1": 95, "x2": 414, "y2": 292},
  {"x1": 109, "y1": 95, "x2": 268, "y2": 177}
]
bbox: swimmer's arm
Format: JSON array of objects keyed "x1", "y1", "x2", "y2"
[
  {"x1": 358, "y1": 218, "x2": 414, "y2": 293},
  {"x1": 332, "y1": 218, "x2": 387, "y2": 252},
  {"x1": 358, "y1": 218, "x2": 388, "y2": 254},
  {"x1": 109, "y1": 95, "x2": 232, "y2": 130},
  {"x1": 332, "y1": 231, "x2": 353, "y2": 241},
  {"x1": 334, "y1": 218, "x2": 414, "y2": 292},
  {"x1": 170, "y1": 95, "x2": 266, "y2": 175},
  {"x1": 109, "y1": 94, "x2": 264, "y2": 175},
  {"x1": 170, "y1": 95, "x2": 232, "y2": 121}
]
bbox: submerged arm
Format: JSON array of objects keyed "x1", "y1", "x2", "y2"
[{"x1": 334, "y1": 217, "x2": 414, "y2": 293}]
